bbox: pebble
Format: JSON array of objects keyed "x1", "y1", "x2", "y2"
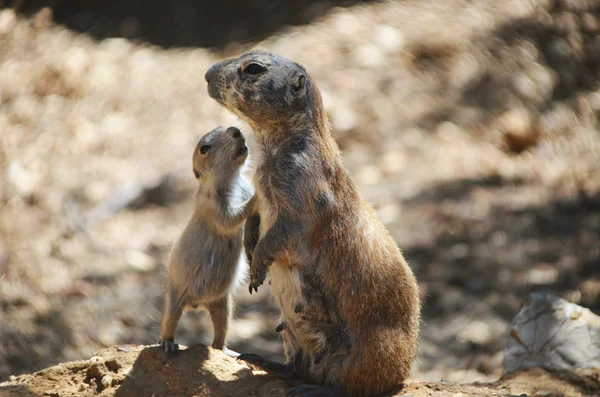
[
  {"x1": 235, "y1": 367, "x2": 252, "y2": 379},
  {"x1": 497, "y1": 109, "x2": 540, "y2": 153},
  {"x1": 373, "y1": 25, "x2": 404, "y2": 53},
  {"x1": 101, "y1": 375, "x2": 113, "y2": 389},
  {"x1": 525, "y1": 265, "x2": 559, "y2": 285},
  {"x1": 125, "y1": 249, "x2": 156, "y2": 272}
]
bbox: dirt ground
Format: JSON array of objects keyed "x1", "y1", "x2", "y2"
[
  {"x1": 2, "y1": 345, "x2": 600, "y2": 397},
  {"x1": 1, "y1": 0, "x2": 599, "y2": 390},
  {"x1": 0, "y1": 345, "x2": 600, "y2": 397}
]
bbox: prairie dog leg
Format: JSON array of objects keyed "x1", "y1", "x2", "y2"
[
  {"x1": 159, "y1": 286, "x2": 184, "y2": 355},
  {"x1": 207, "y1": 295, "x2": 231, "y2": 350}
]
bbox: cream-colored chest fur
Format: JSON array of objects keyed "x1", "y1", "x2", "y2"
[{"x1": 253, "y1": 171, "x2": 303, "y2": 322}]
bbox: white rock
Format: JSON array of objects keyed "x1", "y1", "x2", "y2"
[{"x1": 504, "y1": 293, "x2": 600, "y2": 373}]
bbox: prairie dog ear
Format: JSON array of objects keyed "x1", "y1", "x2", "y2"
[{"x1": 292, "y1": 74, "x2": 307, "y2": 96}]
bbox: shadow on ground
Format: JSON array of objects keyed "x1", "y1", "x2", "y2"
[
  {"x1": 406, "y1": 178, "x2": 600, "y2": 320},
  {"x1": 12, "y1": 0, "x2": 377, "y2": 48},
  {"x1": 417, "y1": 1, "x2": 600, "y2": 130}
]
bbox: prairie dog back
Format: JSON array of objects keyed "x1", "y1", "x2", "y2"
[{"x1": 159, "y1": 126, "x2": 256, "y2": 355}]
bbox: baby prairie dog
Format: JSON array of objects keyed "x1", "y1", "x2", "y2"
[
  {"x1": 159, "y1": 126, "x2": 256, "y2": 355},
  {"x1": 205, "y1": 51, "x2": 420, "y2": 397}
]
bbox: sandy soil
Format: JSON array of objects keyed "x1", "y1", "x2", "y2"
[
  {"x1": 1, "y1": 0, "x2": 599, "y2": 389},
  {"x1": 2, "y1": 344, "x2": 599, "y2": 397}
]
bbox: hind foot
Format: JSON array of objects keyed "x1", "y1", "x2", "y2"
[
  {"x1": 287, "y1": 384, "x2": 343, "y2": 397},
  {"x1": 159, "y1": 338, "x2": 179, "y2": 357},
  {"x1": 237, "y1": 353, "x2": 295, "y2": 379}
]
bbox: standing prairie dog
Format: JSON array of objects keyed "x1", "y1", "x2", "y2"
[
  {"x1": 205, "y1": 51, "x2": 420, "y2": 397},
  {"x1": 159, "y1": 126, "x2": 256, "y2": 356}
]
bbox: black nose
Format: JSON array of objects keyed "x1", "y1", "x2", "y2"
[
  {"x1": 227, "y1": 127, "x2": 242, "y2": 139},
  {"x1": 205, "y1": 64, "x2": 220, "y2": 83}
]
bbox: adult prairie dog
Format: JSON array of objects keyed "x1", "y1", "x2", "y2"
[
  {"x1": 205, "y1": 51, "x2": 420, "y2": 397},
  {"x1": 159, "y1": 126, "x2": 255, "y2": 355}
]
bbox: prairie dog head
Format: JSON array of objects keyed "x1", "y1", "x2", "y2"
[
  {"x1": 192, "y1": 126, "x2": 248, "y2": 183},
  {"x1": 204, "y1": 50, "x2": 326, "y2": 133}
]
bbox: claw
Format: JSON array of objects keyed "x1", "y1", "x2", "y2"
[
  {"x1": 249, "y1": 285, "x2": 253, "y2": 295},
  {"x1": 159, "y1": 338, "x2": 179, "y2": 358}
]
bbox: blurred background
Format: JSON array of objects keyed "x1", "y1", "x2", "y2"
[{"x1": 0, "y1": 0, "x2": 599, "y2": 385}]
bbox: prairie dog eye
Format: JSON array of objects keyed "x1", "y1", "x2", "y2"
[
  {"x1": 243, "y1": 62, "x2": 266, "y2": 75},
  {"x1": 200, "y1": 145, "x2": 211, "y2": 155}
]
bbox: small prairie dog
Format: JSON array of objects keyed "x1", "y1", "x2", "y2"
[
  {"x1": 159, "y1": 126, "x2": 256, "y2": 355},
  {"x1": 205, "y1": 51, "x2": 420, "y2": 397}
]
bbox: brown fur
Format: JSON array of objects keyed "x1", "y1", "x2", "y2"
[
  {"x1": 205, "y1": 51, "x2": 420, "y2": 397},
  {"x1": 159, "y1": 126, "x2": 255, "y2": 355}
]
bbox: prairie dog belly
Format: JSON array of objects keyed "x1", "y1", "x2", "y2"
[
  {"x1": 256, "y1": 190, "x2": 301, "y2": 314},
  {"x1": 269, "y1": 263, "x2": 303, "y2": 318}
]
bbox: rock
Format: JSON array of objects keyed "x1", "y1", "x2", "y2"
[
  {"x1": 0, "y1": 344, "x2": 598, "y2": 397},
  {"x1": 496, "y1": 109, "x2": 541, "y2": 153},
  {"x1": 504, "y1": 293, "x2": 600, "y2": 374}
]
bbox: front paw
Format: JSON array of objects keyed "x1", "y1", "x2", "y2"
[
  {"x1": 248, "y1": 256, "x2": 268, "y2": 294},
  {"x1": 248, "y1": 264, "x2": 266, "y2": 294}
]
